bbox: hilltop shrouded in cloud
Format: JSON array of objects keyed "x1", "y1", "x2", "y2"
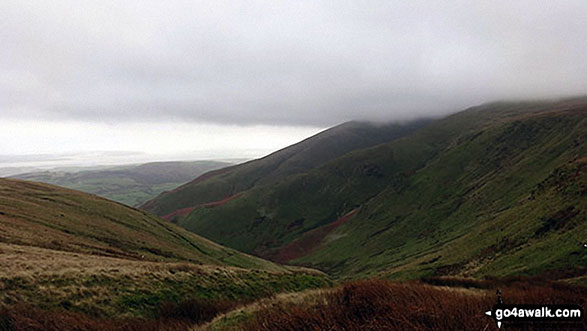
[{"x1": 1, "y1": 1, "x2": 586, "y2": 159}]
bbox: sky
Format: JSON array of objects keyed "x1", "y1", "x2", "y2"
[{"x1": 1, "y1": 1, "x2": 586, "y2": 167}]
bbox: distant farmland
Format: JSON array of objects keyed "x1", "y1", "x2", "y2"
[{"x1": 11, "y1": 160, "x2": 231, "y2": 206}]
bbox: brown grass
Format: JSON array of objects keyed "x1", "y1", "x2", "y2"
[
  {"x1": 241, "y1": 279, "x2": 587, "y2": 330},
  {"x1": 198, "y1": 288, "x2": 333, "y2": 330},
  {"x1": 162, "y1": 193, "x2": 243, "y2": 221},
  {"x1": 0, "y1": 305, "x2": 187, "y2": 331},
  {"x1": 162, "y1": 206, "x2": 197, "y2": 221},
  {"x1": 422, "y1": 272, "x2": 587, "y2": 291},
  {"x1": 158, "y1": 298, "x2": 236, "y2": 323},
  {"x1": 0, "y1": 242, "x2": 329, "y2": 323},
  {"x1": 0, "y1": 297, "x2": 241, "y2": 331}
]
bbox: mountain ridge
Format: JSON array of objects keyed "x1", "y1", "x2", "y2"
[
  {"x1": 145, "y1": 99, "x2": 587, "y2": 279},
  {"x1": 141, "y1": 120, "x2": 431, "y2": 216}
]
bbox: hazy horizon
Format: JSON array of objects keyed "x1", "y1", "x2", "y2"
[
  {"x1": 0, "y1": 151, "x2": 250, "y2": 176},
  {"x1": 2, "y1": 1, "x2": 587, "y2": 161}
]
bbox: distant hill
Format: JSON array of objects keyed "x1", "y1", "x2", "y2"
[
  {"x1": 145, "y1": 98, "x2": 587, "y2": 279},
  {"x1": 141, "y1": 120, "x2": 431, "y2": 216},
  {"x1": 11, "y1": 160, "x2": 231, "y2": 207},
  {"x1": 0, "y1": 178, "x2": 329, "y2": 321},
  {"x1": 0, "y1": 166, "x2": 40, "y2": 177}
]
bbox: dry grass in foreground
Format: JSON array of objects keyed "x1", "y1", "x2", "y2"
[
  {"x1": 241, "y1": 279, "x2": 586, "y2": 330},
  {"x1": 197, "y1": 288, "x2": 333, "y2": 330},
  {"x1": 1, "y1": 277, "x2": 585, "y2": 330},
  {"x1": 0, "y1": 298, "x2": 236, "y2": 331},
  {"x1": 0, "y1": 242, "x2": 331, "y2": 330}
]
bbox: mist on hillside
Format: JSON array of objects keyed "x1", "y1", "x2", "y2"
[{"x1": 1, "y1": 1, "x2": 587, "y2": 163}]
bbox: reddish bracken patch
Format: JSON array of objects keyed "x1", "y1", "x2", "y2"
[
  {"x1": 162, "y1": 207, "x2": 197, "y2": 221},
  {"x1": 242, "y1": 278, "x2": 587, "y2": 331},
  {"x1": 203, "y1": 193, "x2": 243, "y2": 208},
  {"x1": 161, "y1": 193, "x2": 243, "y2": 221},
  {"x1": 271, "y1": 209, "x2": 359, "y2": 263}
]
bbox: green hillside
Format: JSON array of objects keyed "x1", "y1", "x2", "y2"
[
  {"x1": 11, "y1": 160, "x2": 230, "y2": 207},
  {"x1": 157, "y1": 99, "x2": 587, "y2": 279},
  {"x1": 141, "y1": 120, "x2": 430, "y2": 216},
  {"x1": 0, "y1": 178, "x2": 329, "y2": 320}
]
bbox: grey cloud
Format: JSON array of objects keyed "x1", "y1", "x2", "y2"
[{"x1": 1, "y1": 0, "x2": 586, "y2": 126}]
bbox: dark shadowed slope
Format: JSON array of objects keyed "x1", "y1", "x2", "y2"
[
  {"x1": 167, "y1": 98, "x2": 587, "y2": 279},
  {"x1": 11, "y1": 160, "x2": 231, "y2": 207},
  {"x1": 141, "y1": 120, "x2": 430, "y2": 216}
]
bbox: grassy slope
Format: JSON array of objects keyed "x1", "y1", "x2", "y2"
[
  {"x1": 141, "y1": 120, "x2": 430, "y2": 216},
  {"x1": 12, "y1": 160, "x2": 230, "y2": 207},
  {"x1": 174, "y1": 99, "x2": 587, "y2": 279},
  {"x1": 0, "y1": 179, "x2": 330, "y2": 319}
]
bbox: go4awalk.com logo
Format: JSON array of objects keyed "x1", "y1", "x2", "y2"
[{"x1": 485, "y1": 304, "x2": 583, "y2": 329}]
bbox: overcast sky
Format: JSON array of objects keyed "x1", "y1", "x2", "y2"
[{"x1": 1, "y1": 1, "x2": 586, "y2": 166}]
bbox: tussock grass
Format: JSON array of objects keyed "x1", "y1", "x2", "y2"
[
  {"x1": 0, "y1": 305, "x2": 188, "y2": 331},
  {"x1": 0, "y1": 243, "x2": 331, "y2": 320},
  {"x1": 0, "y1": 298, "x2": 238, "y2": 331},
  {"x1": 241, "y1": 278, "x2": 586, "y2": 330},
  {"x1": 0, "y1": 178, "x2": 331, "y2": 328},
  {"x1": 199, "y1": 288, "x2": 333, "y2": 330}
]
